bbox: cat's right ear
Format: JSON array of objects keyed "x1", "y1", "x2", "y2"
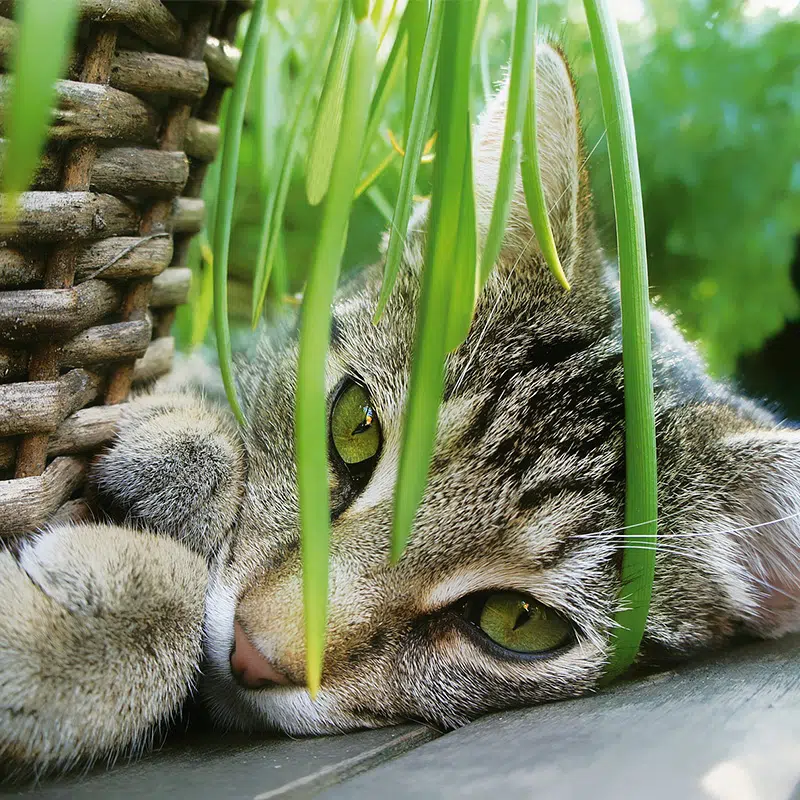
[{"x1": 473, "y1": 41, "x2": 592, "y2": 288}]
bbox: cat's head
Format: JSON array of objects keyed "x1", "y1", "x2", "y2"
[{"x1": 203, "y1": 43, "x2": 800, "y2": 734}]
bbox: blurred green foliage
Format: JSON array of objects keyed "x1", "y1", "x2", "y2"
[{"x1": 176, "y1": 0, "x2": 799, "y2": 378}]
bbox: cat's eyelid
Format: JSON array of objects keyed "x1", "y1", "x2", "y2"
[{"x1": 422, "y1": 568, "x2": 547, "y2": 614}]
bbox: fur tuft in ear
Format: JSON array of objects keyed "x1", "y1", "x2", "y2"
[
  {"x1": 719, "y1": 431, "x2": 800, "y2": 638},
  {"x1": 474, "y1": 41, "x2": 587, "y2": 283}
]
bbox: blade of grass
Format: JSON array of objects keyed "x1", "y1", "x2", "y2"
[
  {"x1": 355, "y1": 148, "x2": 398, "y2": 199},
  {"x1": 444, "y1": 120, "x2": 477, "y2": 352},
  {"x1": 270, "y1": 231, "x2": 290, "y2": 313},
  {"x1": 372, "y1": 0, "x2": 445, "y2": 322},
  {"x1": 191, "y1": 237, "x2": 215, "y2": 349},
  {"x1": 371, "y1": 0, "x2": 386, "y2": 25},
  {"x1": 363, "y1": 11, "x2": 408, "y2": 163},
  {"x1": 520, "y1": 10, "x2": 570, "y2": 291},
  {"x1": 305, "y1": 2, "x2": 356, "y2": 206},
  {"x1": 390, "y1": 0, "x2": 478, "y2": 561},
  {"x1": 1, "y1": 0, "x2": 79, "y2": 218},
  {"x1": 477, "y1": 0, "x2": 537, "y2": 291},
  {"x1": 478, "y1": 18, "x2": 492, "y2": 103},
  {"x1": 296, "y1": 14, "x2": 378, "y2": 697},
  {"x1": 404, "y1": 0, "x2": 428, "y2": 141},
  {"x1": 366, "y1": 184, "x2": 394, "y2": 223},
  {"x1": 474, "y1": 0, "x2": 490, "y2": 51},
  {"x1": 253, "y1": 12, "x2": 289, "y2": 314},
  {"x1": 251, "y1": 1, "x2": 341, "y2": 326},
  {"x1": 204, "y1": 93, "x2": 227, "y2": 256},
  {"x1": 583, "y1": 0, "x2": 658, "y2": 681},
  {"x1": 352, "y1": 0, "x2": 370, "y2": 21},
  {"x1": 253, "y1": 17, "x2": 271, "y2": 195},
  {"x1": 378, "y1": 0, "x2": 401, "y2": 47},
  {"x1": 212, "y1": 1, "x2": 265, "y2": 425}
]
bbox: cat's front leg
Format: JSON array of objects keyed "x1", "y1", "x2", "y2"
[
  {"x1": 0, "y1": 523, "x2": 207, "y2": 780},
  {"x1": 94, "y1": 390, "x2": 246, "y2": 557}
]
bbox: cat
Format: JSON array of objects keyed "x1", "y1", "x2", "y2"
[{"x1": 2, "y1": 42, "x2": 799, "y2": 780}]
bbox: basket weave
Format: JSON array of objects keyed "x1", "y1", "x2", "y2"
[{"x1": 0, "y1": 0, "x2": 248, "y2": 537}]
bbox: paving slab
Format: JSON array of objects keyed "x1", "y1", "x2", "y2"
[
  {"x1": 321, "y1": 635, "x2": 800, "y2": 800},
  {"x1": 2, "y1": 725, "x2": 435, "y2": 800},
  {"x1": 5, "y1": 636, "x2": 798, "y2": 798}
]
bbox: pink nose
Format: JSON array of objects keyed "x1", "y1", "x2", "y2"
[{"x1": 230, "y1": 621, "x2": 292, "y2": 689}]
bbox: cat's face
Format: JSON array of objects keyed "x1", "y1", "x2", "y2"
[{"x1": 202, "y1": 44, "x2": 800, "y2": 734}]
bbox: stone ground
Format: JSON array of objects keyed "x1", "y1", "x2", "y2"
[{"x1": 4, "y1": 635, "x2": 799, "y2": 799}]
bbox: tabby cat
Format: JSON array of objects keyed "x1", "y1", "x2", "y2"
[{"x1": 2, "y1": 43, "x2": 799, "y2": 779}]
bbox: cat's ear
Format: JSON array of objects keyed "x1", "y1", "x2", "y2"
[
  {"x1": 474, "y1": 41, "x2": 590, "y2": 285},
  {"x1": 719, "y1": 430, "x2": 800, "y2": 637}
]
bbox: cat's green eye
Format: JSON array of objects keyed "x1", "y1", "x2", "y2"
[
  {"x1": 330, "y1": 382, "x2": 382, "y2": 467},
  {"x1": 477, "y1": 592, "x2": 571, "y2": 654}
]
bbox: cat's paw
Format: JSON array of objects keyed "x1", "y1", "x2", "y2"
[
  {"x1": 94, "y1": 391, "x2": 246, "y2": 556},
  {"x1": 0, "y1": 523, "x2": 207, "y2": 780}
]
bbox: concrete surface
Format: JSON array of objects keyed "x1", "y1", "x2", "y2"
[{"x1": 5, "y1": 635, "x2": 799, "y2": 799}]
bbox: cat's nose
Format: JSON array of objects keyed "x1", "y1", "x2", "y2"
[{"x1": 230, "y1": 620, "x2": 292, "y2": 689}]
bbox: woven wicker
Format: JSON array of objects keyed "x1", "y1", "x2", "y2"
[{"x1": 0, "y1": 0, "x2": 248, "y2": 537}]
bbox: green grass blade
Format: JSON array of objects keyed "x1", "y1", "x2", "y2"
[
  {"x1": 474, "y1": 0, "x2": 490, "y2": 52},
  {"x1": 583, "y1": 0, "x2": 658, "y2": 681},
  {"x1": 404, "y1": 0, "x2": 428, "y2": 140},
  {"x1": 477, "y1": 0, "x2": 537, "y2": 290},
  {"x1": 478, "y1": 16, "x2": 492, "y2": 103},
  {"x1": 1, "y1": 0, "x2": 79, "y2": 216},
  {"x1": 305, "y1": 2, "x2": 355, "y2": 206},
  {"x1": 251, "y1": 1, "x2": 341, "y2": 326},
  {"x1": 253, "y1": 19, "x2": 270, "y2": 194},
  {"x1": 390, "y1": 0, "x2": 477, "y2": 561},
  {"x1": 372, "y1": 0, "x2": 445, "y2": 323},
  {"x1": 371, "y1": 0, "x2": 386, "y2": 25},
  {"x1": 378, "y1": 0, "x2": 401, "y2": 46},
  {"x1": 190, "y1": 237, "x2": 215, "y2": 349},
  {"x1": 270, "y1": 230, "x2": 290, "y2": 311},
  {"x1": 366, "y1": 184, "x2": 394, "y2": 223},
  {"x1": 296, "y1": 16, "x2": 377, "y2": 697},
  {"x1": 444, "y1": 120, "x2": 477, "y2": 352},
  {"x1": 363, "y1": 11, "x2": 408, "y2": 160},
  {"x1": 520, "y1": 13, "x2": 570, "y2": 291},
  {"x1": 212, "y1": 1, "x2": 266, "y2": 426},
  {"x1": 352, "y1": 0, "x2": 370, "y2": 21}
]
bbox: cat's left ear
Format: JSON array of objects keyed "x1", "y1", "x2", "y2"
[
  {"x1": 718, "y1": 430, "x2": 800, "y2": 637},
  {"x1": 474, "y1": 42, "x2": 592, "y2": 287}
]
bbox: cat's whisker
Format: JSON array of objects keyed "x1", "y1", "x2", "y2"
[
  {"x1": 610, "y1": 542, "x2": 799, "y2": 601},
  {"x1": 573, "y1": 509, "x2": 800, "y2": 544}
]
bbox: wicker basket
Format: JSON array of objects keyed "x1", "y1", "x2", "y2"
[{"x1": 0, "y1": 0, "x2": 247, "y2": 537}]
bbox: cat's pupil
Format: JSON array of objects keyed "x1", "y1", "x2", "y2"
[
  {"x1": 352, "y1": 406, "x2": 375, "y2": 436},
  {"x1": 512, "y1": 602, "x2": 532, "y2": 631}
]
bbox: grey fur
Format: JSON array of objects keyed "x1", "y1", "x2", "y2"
[{"x1": 2, "y1": 44, "x2": 798, "y2": 779}]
